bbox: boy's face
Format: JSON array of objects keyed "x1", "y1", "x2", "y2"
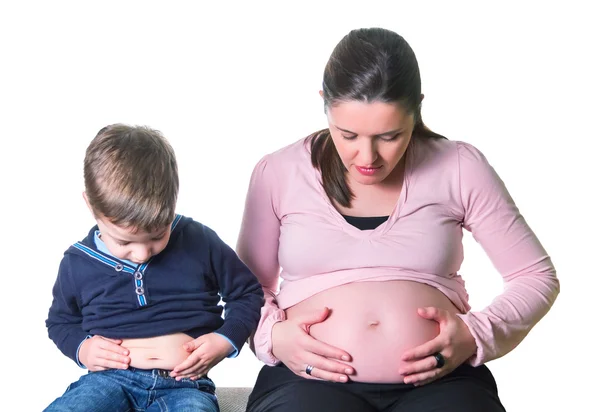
[{"x1": 95, "y1": 216, "x2": 171, "y2": 264}]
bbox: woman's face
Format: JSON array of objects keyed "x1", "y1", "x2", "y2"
[{"x1": 326, "y1": 100, "x2": 415, "y2": 187}]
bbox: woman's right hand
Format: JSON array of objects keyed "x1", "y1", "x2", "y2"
[
  {"x1": 271, "y1": 307, "x2": 354, "y2": 382},
  {"x1": 79, "y1": 335, "x2": 130, "y2": 371}
]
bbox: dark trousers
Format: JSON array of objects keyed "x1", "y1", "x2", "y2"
[{"x1": 246, "y1": 363, "x2": 505, "y2": 412}]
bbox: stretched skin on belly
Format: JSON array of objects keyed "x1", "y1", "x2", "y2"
[{"x1": 286, "y1": 280, "x2": 457, "y2": 383}]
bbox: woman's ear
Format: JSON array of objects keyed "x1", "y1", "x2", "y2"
[{"x1": 319, "y1": 90, "x2": 327, "y2": 114}]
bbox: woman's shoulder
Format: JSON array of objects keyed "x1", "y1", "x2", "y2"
[
  {"x1": 245, "y1": 136, "x2": 316, "y2": 197},
  {"x1": 254, "y1": 136, "x2": 312, "y2": 171},
  {"x1": 411, "y1": 136, "x2": 488, "y2": 170},
  {"x1": 411, "y1": 137, "x2": 503, "y2": 205}
]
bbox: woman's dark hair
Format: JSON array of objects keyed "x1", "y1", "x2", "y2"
[{"x1": 310, "y1": 27, "x2": 445, "y2": 207}]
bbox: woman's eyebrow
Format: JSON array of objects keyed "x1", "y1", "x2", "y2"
[{"x1": 334, "y1": 125, "x2": 404, "y2": 137}]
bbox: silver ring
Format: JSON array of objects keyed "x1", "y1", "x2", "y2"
[{"x1": 305, "y1": 364, "x2": 314, "y2": 375}]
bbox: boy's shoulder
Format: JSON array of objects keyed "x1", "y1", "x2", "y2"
[
  {"x1": 60, "y1": 225, "x2": 100, "y2": 266},
  {"x1": 173, "y1": 214, "x2": 211, "y2": 236},
  {"x1": 174, "y1": 215, "x2": 225, "y2": 247}
]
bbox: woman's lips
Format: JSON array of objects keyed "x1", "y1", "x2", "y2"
[{"x1": 355, "y1": 165, "x2": 382, "y2": 176}]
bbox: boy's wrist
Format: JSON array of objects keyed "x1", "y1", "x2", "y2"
[
  {"x1": 76, "y1": 335, "x2": 93, "y2": 368},
  {"x1": 214, "y1": 333, "x2": 235, "y2": 354},
  {"x1": 213, "y1": 332, "x2": 238, "y2": 358}
]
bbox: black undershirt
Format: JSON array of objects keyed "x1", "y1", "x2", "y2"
[{"x1": 342, "y1": 215, "x2": 389, "y2": 231}]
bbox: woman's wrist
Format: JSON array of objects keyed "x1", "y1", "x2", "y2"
[
  {"x1": 270, "y1": 320, "x2": 285, "y2": 359},
  {"x1": 457, "y1": 315, "x2": 477, "y2": 358}
]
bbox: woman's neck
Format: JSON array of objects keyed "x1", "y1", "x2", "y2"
[{"x1": 336, "y1": 157, "x2": 406, "y2": 217}]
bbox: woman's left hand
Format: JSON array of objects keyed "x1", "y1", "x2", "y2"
[{"x1": 398, "y1": 307, "x2": 477, "y2": 386}]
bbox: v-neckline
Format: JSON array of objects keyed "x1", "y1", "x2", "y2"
[{"x1": 309, "y1": 140, "x2": 414, "y2": 240}]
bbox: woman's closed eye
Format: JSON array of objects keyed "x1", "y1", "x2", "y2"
[
  {"x1": 341, "y1": 133, "x2": 402, "y2": 141},
  {"x1": 379, "y1": 133, "x2": 402, "y2": 142}
]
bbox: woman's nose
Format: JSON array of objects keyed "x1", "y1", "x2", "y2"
[{"x1": 357, "y1": 139, "x2": 378, "y2": 165}]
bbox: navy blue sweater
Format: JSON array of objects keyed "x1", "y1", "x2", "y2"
[{"x1": 46, "y1": 215, "x2": 264, "y2": 364}]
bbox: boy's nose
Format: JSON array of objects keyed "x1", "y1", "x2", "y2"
[{"x1": 132, "y1": 247, "x2": 152, "y2": 263}]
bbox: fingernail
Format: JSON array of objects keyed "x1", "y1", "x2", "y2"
[
  {"x1": 341, "y1": 355, "x2": 350, "y2": 361},
  {"x1": 339, "y1": 375, "x2": 347, "y2": 382},
  {"x1": 345, "y1": 368, "x2": 353, "y2": 374}
]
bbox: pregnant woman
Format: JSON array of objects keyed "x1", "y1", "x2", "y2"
[{"x1": 237, "y1": 27, "x2": 559, "y2": 412}]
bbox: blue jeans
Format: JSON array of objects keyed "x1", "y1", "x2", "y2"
[{"x1": 44, "y1": 368, "x2": 219, "y2": 412}]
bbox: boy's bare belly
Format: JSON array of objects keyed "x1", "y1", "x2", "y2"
[
  {"x1": 121, "y1": 333, "x2": 193, "y2": 370},
  {"x1": 285, "y1": 280, "x2": 459, "y2": 383}
]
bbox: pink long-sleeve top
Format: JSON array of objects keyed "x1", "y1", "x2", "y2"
[{"x1": 237, "y1": 135, "x2": 559, "y2": 367}]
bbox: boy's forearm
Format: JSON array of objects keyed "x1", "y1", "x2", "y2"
[
  {"x1": 47, "y1": 322, "x2": 90, "y2": 364},
  {"x1": 216, "y1": 285, "x2": 264, "y2": 353}
]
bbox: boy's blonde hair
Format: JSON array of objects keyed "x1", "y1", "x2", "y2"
[{"x1": 84, "y1": 124, "x2": 179, "y2": 232}]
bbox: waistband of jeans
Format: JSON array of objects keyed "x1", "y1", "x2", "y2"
[{"x1": 127, "y1": 367, "x2": 173, "y2": 378}]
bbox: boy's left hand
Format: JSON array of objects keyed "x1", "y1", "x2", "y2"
[{"x1": 170, "y1": 333, "x2": 233, "y2": 380}]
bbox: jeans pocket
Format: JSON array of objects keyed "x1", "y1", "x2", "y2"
[{"x1": 194, "y1": 376, "x2": 216, "y2": 395}]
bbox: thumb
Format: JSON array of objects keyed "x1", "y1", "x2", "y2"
[
  {"x1": 101, "y1": 337, "x2": 122, "y2": 344},
  {"x1": 184, "y1": 338, "x2": 205, "y2": 352},
  {"x1": 417, "y1": 306, "x2": 444, "y2": 322},
  {"x1": 297, "y1": 307, "x2": 331, "y2": 327}
]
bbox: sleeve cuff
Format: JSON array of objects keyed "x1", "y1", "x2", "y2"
[
  {"x1": 215, "y1": 333, "x2": 238, "y2": 358},
  {"x1": 214, "y1": 318, "x2": 252, "y2": 355},
  {"x1": 253, "y1": 309, "x2": 286, "y2": 366},
  {"x1": 75, "y1": 335, "x2": 93, "y2": 368},
  {"x1": 456, "y1": 313, "x2": 488, "y2": 366}
]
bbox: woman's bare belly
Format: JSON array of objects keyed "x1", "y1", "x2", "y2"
[
  {"x1": 285, "y1": 280, "x2": 459, "y2": 383},
  {"x1": 121, "y1": 333, "x2": 193, "y2": 370}
]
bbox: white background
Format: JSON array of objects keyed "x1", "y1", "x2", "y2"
[{"x1": 1, "y1": 1, "x2": 597, "y2": 411}]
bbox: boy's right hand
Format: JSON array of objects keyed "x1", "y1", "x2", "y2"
[{"x1": 79, "y1": 336, "x2": 130, "y2": 371}]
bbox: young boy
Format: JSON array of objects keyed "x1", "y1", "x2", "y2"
[{"x1": 45, "y1": 124, "x2": 263, "y2": 412}]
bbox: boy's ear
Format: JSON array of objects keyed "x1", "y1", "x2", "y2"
[
  {"x1": 82, "y1": 192, "x2": 93, "y2": 213},
  {"x1": 319, "y1": 90, "x2": 324, "y2": 99}
]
